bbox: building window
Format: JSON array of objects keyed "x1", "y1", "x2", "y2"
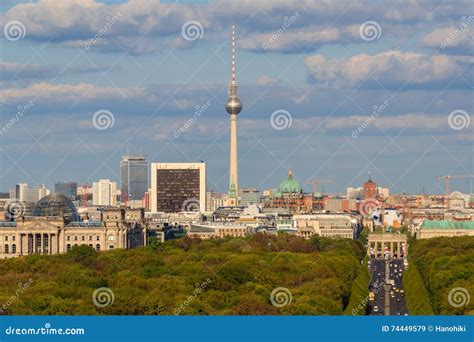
[
  {"x1": 96, "y1": 244, "x2": 100, "y2": 251},
  {"x1": 5, "y1": 244, "x2": 10, "y2": 253},
  {"x1": 12, "y1": 236, "x2": 15, "y2": 241},
  {"x1": 67, "y1": 236, "x2": 70, "y2": 241},
  {"x1": 12, "y1": 244, "x2": 16, "y2": 254},
  {"x1": 96, "y1": 236, "x2": 100, "y2": 241},
  {"x1": 82, "y1": 236, "x2": 85, "y2": 241},
  {"x1": 66, "y1": 244, "x2": 71, "y2": 251},
  {"x1": 74, "y1": 236, "x2": 78, "y2": 241},
  {"x1": 5, "y1": 236, "x2": 8, "y2": 241},
  {"x1": 89, "y1": 236, "x2": 92, "y2": 241},
  {"x1": 109, "y1": 245, "x2": 114, "y2": 250}
]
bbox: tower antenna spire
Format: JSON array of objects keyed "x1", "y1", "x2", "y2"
[{"x1": 231, "y1": 23, "x2": 236, "y2": 84}]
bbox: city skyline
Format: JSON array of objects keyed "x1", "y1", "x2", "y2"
[{"x1": 0, "y1": 0, "x2": 472, "y2": 195}]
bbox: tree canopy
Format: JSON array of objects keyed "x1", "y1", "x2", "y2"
[{"x1": 0, "y1": 234, "x2": 365, "y2": 315}]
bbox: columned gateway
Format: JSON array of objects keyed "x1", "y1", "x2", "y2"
[
  {"x1": 225, "y1": 25, "x2": 243, "y2": 206},
  {"x1": 367, "y1": 233, "x2": 408, "y2": 258}
]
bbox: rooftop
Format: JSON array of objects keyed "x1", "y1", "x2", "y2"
[{"x1": 420, "y1": 220, "x2": 474, "y2": 230}]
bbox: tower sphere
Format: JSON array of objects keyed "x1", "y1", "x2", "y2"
[{"x1": 225, "y1": 96, "x2": 242, "y2": 115}]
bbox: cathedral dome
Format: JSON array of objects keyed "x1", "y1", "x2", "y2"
[{"x1": 277, "y1": 169, "x2": 302, "y2": 194}]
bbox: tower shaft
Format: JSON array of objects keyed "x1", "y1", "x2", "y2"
[
  {"x1": 225, "y1": 24, "x2": 242, "y2": 206},
  {"x1": 229, "y1": 114, "x2": 238, "y2": 203}
]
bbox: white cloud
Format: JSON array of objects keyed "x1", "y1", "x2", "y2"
[
  {"x1": 1, "y1": 0, "x2": 468, "y2": 55},
  {"x1": 0, "y1": 62, "x2": 116, "y2": 80},
  {"x1": 422, "y1": 23, "x2": 474, "y2": 55},
  {"x1": 240, "y1": 26, "x2": 357, "y2": 53},
  {"x1": 305, "y1": 50, "x2": 473, "y2": 89},
  {"x1": 255, "y1": 75, "x2": 278, "y2": 87},
  {"x1": 0, "y1": 82, "x2": 133, "y2": 104}
]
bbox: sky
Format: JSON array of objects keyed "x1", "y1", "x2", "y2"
[{"x1": 0, "y1": 0, "x2": 473, "y2": 195}]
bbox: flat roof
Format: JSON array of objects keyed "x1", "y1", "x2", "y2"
[{"x1": 420, "y1": 220, "x2": 474, "y2": 230}]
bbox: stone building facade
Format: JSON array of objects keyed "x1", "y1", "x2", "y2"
[{"x1": 0, "y1": 208, "x2": 145, "y2": 259}]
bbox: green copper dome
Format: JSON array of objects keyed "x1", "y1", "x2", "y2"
[{"x1": 277, "y1": 169, "x2": 302, "y2": 194}]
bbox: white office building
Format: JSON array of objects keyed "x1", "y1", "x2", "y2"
[
  {"x1": 9, "y1": 183, "x2": 50, "y2": 203},
  {"x1": 92, "y1": 179, "x2": 117, "y2": 206}
]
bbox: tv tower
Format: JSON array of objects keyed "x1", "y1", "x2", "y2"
[{"x1": 225, "y1": 24, "x2": 242, "y2": 206}]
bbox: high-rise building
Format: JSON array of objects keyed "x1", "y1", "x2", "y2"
[
  {"x1": 92, "y1": 179, "x2": 117, "y2": 206},
  {"x1": 120, "y1": 155, "x2": 148, "y2": 205},
  {"x1": 9, "y1": 183, "x2": 50, "y2": 203},
  {"x1": 225, "y1": 25, "x2": 243, "y2": 206},
  {"x1": 150, "y1": 163, "x2": 206, "y2": 213},
  {"x1": 55, "y1": 181, "x2": 77, "y2": 199}
]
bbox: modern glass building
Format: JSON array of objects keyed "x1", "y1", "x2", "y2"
[{"x1": 120, "y1": 155, "x2": 148, "y2": 204}]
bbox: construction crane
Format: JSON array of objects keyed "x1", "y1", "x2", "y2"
[
  {"x1": 81, "y1": 183, "x2": 90, "y2": 208},
  {"x1": 307, "y1": 178, "x2": 333, "y2": 194},
  {"x1": 437, "y1": 175, "x2": 474, "y2": 209}
]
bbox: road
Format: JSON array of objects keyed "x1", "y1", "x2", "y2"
[{"x1": 367, "y1": 258, "x2": 408, "y2": 316}]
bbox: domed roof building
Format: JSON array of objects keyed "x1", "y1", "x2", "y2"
[
  {"x1": 32, "y1": 194, "x2": 79, "y2": 221},
  {"x1": 275, "y1": 169, "x2": 303, "y2": 198},
  {"x1": 266, "y1": 168, "x2": 324, "y2": 213}
]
